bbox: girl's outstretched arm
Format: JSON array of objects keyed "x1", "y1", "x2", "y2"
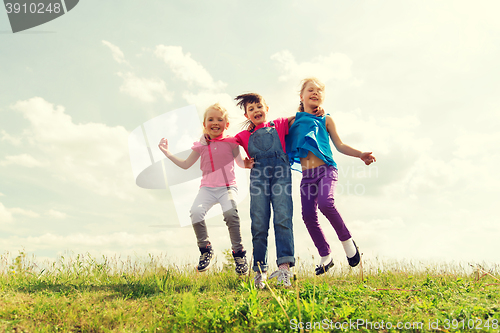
[
  {"x1": 158, "y1": 138, "x2": 200, "y2": 169},
  {"x1": 325, "y1": 116, "x2": 376, "y2": 165}
]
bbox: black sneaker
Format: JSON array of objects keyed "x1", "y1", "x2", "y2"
[
  {"x1": 347, "y1": 241, "x2": 360, "y2": 267},
  {"x1": 197, "y1": 244, "x2": 214, "y2": 272},
  {"x1": 315, "y1": 260, "x2": 334, "y2": 275},
  {"x1": 232, "y1": 250, "x2": 248, "y2": 275}
]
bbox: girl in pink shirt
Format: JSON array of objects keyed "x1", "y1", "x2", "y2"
[{"x1": 159, "y1": 103, "x2": 252, "y2": 274}]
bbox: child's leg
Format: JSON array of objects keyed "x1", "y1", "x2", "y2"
[
  {"x1": 317, "y1": 168, "x2": 359, "y2": 263},
  {"x1": 218, "y1": 186, "x2": 248, "y2": 274},
  {"x1": 316, "y1": 166, "x2": 352, "y2": 242},
  {"x1": 301, "y1": 167, "x2": 332, "y2": 257},
  {"x1": 190, "y1": 187, "x2": 217, "y2": 248},
  {"x1": 218, "y1": 186, "x2": 243, "y2": 253},
  {"x1": 250, "y1": 168, "x2": 271, "y2": 272},
  {"x1": 270, "y1": 163, "x2": 295, "y2": 267},
  {"x1": 192, "y1": 221, "x2": 209, "y2": 248}
]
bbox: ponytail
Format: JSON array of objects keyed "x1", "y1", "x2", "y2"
[{"x1": 298, "y1": 101, "x2": 304, "y2": 112}]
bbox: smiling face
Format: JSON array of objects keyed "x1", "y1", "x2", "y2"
[
  {"x1": 203, "y1": 108, "x2": 228, "y2": 139},
  {"x1": 300, "y1": 79, "x2": 325, "y2": 113},
  {"x1": 245, "y1": 100, "x2": 269, "y2": 126}
]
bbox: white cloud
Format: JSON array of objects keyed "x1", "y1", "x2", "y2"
[
  {"x1": 7, "y1": 232, "x2": 166, "y2": 249},
  {"x1": 0, "y1": 154, "x2": 47, "y2": 168},
  {"x1": 182, "y1": 91, "x2": 247, "y2": 137},
  {"x1": 2, "y1": 230, "x2": 197, "y2": 259},
  {"x1": 333, "y1": 109, "x2": 431, "y2": 156},
  {"x1": 101, "y1": 42, "x2": 173, "y2": 103},
  {"x1": 454, "y1": 131, "x2": 500, "y2": 159},
  {"x1": 102, "y1": 40, "x2": 129, "y2": 65},
  {"x1": 11, "y1": 97, "x2": 135, "y2": 200},
  {"x1": 324, "y1": 107, "x2": 479, "y2": 204},
  {"x1": 392, "y1": 156, "x2": 462, "y2": 197},
  {"x1": 0, "y1": 202, "x2": 14, "y2": 223},
  {"x1": 10, "y1": 207, "x2": 40, "y2": 218},
  {"x1": 46, "y1": 209, "x2": 67, "y2": 219},
  {"x1": 1, "y1": 130, "x2": 21, "y2": 146},
  {"x1": 355, "y1": 217, "x2": 406, "y2": 230},
  {"x1": 117, "y1": 72, "x2": 173, "y2": 103},
  {"x1": 154, "y1": 45, "x2": 226, "y2": 91},
  {"x1": 271, "y1": 50, "x2": 355, "y2": 83}
]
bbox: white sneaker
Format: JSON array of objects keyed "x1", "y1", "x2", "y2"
[
  {"x1": 254, "y1": 271, "x2": 267, "y2": 289},
  {"x1": 269, "y1": 268, "x2": 292, "y2": 288}
]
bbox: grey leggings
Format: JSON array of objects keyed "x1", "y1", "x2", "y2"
[{"x1": 190, "y1": 186, "x2": 243, "y2": 252}]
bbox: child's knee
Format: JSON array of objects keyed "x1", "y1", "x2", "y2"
[
  {"x1": 317, "y1": 197, "x2": 335, "y2": 215},
  {"x1": 223, "y1": 208, "x2": 240, "y2": 227},
  {"x1": 251, "y1": 223, "x2": 269, "y2": 237},
  {"x1": 301, "y1": 209, "x2": 318, "y2": 223},
  {"x1": 190, "y1": 206, "x2": 207, "y2": 223}
]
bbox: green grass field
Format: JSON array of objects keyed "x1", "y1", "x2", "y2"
[{"x1": 0, "y1": 251, "x2": 499, "y2": 332}]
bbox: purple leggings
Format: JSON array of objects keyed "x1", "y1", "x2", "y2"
[{"x1": 300, "y1": 164, "x2": 351, "y2": 257}]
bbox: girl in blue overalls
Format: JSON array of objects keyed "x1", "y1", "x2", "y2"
[{"x1": 234, "y1": 93, "x2": 295, "y2": 288}]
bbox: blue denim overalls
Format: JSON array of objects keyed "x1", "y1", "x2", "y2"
[{"x1": 248, "y1": 121, "x2": 295, "y2": 272}]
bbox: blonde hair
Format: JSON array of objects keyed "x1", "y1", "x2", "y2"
[
  {"x1": 298, "y1": 77, "x2": 326, "y2": 112},
  {"x1": 202, "y1": 103, "x2": 230, "y2": 135}
]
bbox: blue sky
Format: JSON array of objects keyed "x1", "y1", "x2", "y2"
[{"x1": 1, "y1": 0, "x2": 499, "y2": 267}]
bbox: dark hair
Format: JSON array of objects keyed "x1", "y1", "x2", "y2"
[
  {"x1": 234, "y1": 93, "x2": 267, "y2": 130},
  {"x1": 234, "y1": 93, "x2": 265, "y2": 111}
]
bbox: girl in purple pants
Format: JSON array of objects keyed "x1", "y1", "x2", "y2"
[{"x1": 286, "y1": 77, "x2": 376, "y2": 275}]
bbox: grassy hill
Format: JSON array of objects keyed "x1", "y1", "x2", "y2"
[{"x1": 0, "y1": 252, "x2": 499, "y2": 332}]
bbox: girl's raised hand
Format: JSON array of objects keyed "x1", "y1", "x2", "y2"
[
  {"x1": 360, "y1": 152, "x2": 376, "y2": 165},
  {"x1": 158, "y1": 138, "x2": 170, "y2": 154}
]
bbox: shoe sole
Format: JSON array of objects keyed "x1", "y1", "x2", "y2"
[
  {"x1": 315, "y1": 260, "x2": 334, "y2": 275},
  {"x1": 348, "y1": 256, "x2": 360, "y2": 267},
  {"x1": 236, "y1": 269, "x2": 249, "y2": 275},
  {"x1": 234, "y1": 261, "x2": 248, "y2": 275},
  {"x1": 197, "y1": 266, "x2": 211, "y2": 272}
]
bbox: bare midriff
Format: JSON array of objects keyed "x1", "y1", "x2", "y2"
[{"x1": 299, "y1": 150, "x2": 325, "y2": 171}]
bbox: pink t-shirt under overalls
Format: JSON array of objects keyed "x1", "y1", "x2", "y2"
[{"x1": 235, "y1": 117, "x2": 289, "y2": 157}]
